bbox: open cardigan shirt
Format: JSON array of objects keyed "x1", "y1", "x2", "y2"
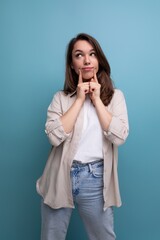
[{"x1": 36, "y1": 89, "x2": 129, "y2": 210}]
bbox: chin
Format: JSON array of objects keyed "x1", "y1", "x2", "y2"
[
  {"x1": 82, "y1": 78, "x2": 91, "y2": 82},
  {"x1": 82, "y1": 73, "x2": 93, "y2": 81}
]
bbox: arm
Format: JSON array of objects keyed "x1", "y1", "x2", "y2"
[
  {"x1": 45, "y1": 92, "x2": 71, "y2": 147},
  {"x1": 45, "y1": 71, "x2": 90, "y2": 146},
  {"x1": 103, "y1": 90, "x2": 129, "y2": 146},
  {"x1": 90, "y1": 71, "x2": 129, "y2": 146},
  {"x1": 60, "y1": 69, "x2": 90, "y2": 133},
  {"x1": 89, "y1": 70, "x2": 113, "y2": 131},
  {"x1": 60, "y1": 99, "x2": 83, "y2": 133},
  {"x1": 93, "y1": 97, "x2": 112, "y2": 131}
]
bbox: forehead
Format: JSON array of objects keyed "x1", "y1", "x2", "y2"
[{"x1": 72, "y1": 40, "x2": 94, "y2": 52}]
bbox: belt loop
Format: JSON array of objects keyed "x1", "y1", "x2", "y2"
[{"x1": 88, "y1": 163, "x2": 93, "y2": 173}]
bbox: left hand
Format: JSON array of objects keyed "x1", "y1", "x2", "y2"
[{"x1": 89, "y1": 69, "x2": 101, "y2": 103}]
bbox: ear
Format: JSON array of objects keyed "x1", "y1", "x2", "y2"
[{"x1": 71, "y1": 65, "x2": 74, "y2": 69}]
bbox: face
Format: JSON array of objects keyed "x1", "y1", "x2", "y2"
[{"x1": 71, "y1": 40, "x2": 99, "y2": 81}]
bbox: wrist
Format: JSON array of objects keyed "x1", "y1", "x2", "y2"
[
  {"x1": 75, "y1": 97, "x2": 84, "y2": 106},
  {"x1": 92, "y1": 96, "x2": 101, "y2": 106}
]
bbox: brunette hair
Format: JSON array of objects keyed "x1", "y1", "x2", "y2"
[{"x1": 63, "y1": 33, "x2": 114, "y2": 106}]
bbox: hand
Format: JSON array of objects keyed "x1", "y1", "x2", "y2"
[
  {"x1": 76, "y1": 69, "x2": 90, "y2": 102},
  {"x1": 89, "y1": 69, "x2": 101, "y2": 104}
]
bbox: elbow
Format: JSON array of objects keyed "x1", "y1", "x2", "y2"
[
  {"x1": 113, "y1": 138, "x2": 126, "y2": 146},
  {"x1": 47, "y1": 133, "x2": 63, "y2": 147},
  {"x1": 113, "y1": 129, "x2": 129, "y2": 146},
  {"x1": 45, "y1": 127, "x2": 64, "y2": 147}
]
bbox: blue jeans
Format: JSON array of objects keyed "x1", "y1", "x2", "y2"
[{"x1": 41, "y1": 160, "x2": 116, "y2": 240}]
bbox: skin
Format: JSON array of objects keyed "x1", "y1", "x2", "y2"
[
  {"x1": 71, "y1": 40, "x2": 99, "y2": 81},
  {"x1": 61, "y1": 40, "x2": 112, "y2": 133}
]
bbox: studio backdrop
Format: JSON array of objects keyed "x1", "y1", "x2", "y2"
[{"x1": 1, "y1": 0, "x2": 160, "y2": 239}]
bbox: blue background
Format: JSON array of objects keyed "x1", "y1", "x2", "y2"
[{"x1": 1, "y1": 0, "x2": 160, "y2": 239}]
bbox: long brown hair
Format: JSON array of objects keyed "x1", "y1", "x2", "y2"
[{"x1": 63, "y1": 33, "x2": 114, "y2": 106}]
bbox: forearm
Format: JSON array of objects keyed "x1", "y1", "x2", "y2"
[
  {"x1": 60, "y1": 98, "x2": 84, "y2": 133},
  {"x1": 93, "y1": 97, "x2": 112, "y2": 131}
]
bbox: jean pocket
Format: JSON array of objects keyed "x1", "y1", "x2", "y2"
[{"x1": 91, "y1": 163, "x2": 103, "y2": 178}]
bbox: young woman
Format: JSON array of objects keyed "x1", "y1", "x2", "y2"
[{"x1": 36, "y1": 33, "x2": 129, "y2": 240}]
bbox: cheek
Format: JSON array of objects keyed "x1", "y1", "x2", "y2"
[
  {"x1": 72, "y1": 62, "x2": 80, "y2": 74},
  {"x1": 95, "y1": 65, "x2": 99, "y2": 73},
  {"x1": 72, "y1": 67, "x2": 79, "y2": 75},
  {"x1": 95, "y1": 60, "x2": 99, "y2": 71}
]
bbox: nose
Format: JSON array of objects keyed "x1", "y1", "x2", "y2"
[{"x1": 84, "y1": 55, "x2": 90, "y2": 65}]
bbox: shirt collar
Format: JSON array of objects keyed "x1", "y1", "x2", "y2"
[{"x1": 70, "y1": 90, "x2": 77, "y2": 97}]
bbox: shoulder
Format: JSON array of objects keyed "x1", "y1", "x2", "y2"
[
  {"x1": 112, "y1": 88, "x2": 125, "y2": 102},
  {"x1": 113, "y1": 88, "x2": 124, "y2": 97},
  {"x1": 50, "y1": 90, "x2": 75, "y2": 110},
  {"x1": 48, "y1": 91, "x2": 67, "y2": 107},
  {"x1": 54, "y1": 90, "x2": 66, "y2": 98},
  {"x1": 54, "y1": 90, "x2": 75, "y2": 99},
  {"x1": 108, "y1": 89, "x2": 126, "y2": 109},
  {"x1": 52, "y1": 91, "x2": 70, "y2": 102}
]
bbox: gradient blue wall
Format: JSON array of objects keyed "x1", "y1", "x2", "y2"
[{"x1": 1, "y1": 0, "x2": 160, "y2": 239}]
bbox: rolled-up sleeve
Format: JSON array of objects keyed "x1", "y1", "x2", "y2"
[
  {"x1": 104, "y1": 89, "x2": 129, "y2": 146},
  {"x1": 45, "y1": 92, "x2": 71, "y2": 146}
]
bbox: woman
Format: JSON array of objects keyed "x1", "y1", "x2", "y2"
[{"x1": 36, "y1": 33, "x2": 129, "y2": 240}]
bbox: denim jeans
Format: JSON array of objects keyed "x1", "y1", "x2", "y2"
[{"x1": 41, "y1": 160, "x2": 116, "y2": 240}]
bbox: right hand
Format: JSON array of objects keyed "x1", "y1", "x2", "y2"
[{"x1": 76, "y1": 69, "x2": 90, "y2": 102}]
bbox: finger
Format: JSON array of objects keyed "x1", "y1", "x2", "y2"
[
  {"x1": 85, "y1": 89, "x2": 89, "y2": 94},
  {"x1": 78, "y1": 69, "x2": 83, "y2": 84},
  {"x1": 93, "y1": 68, "x2": 98, "y2": 83},
  {"x1": 89, "y1": 82, "x2": 95, "y2": 92},
  {"x1": 84, "y1": 83, "x2": 90, "y2": 93}
]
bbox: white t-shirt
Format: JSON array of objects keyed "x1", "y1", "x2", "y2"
[{"x1": 74, "y1": 96, "x2": 103, "y2": 163}]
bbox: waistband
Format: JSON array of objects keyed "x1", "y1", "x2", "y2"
[{"x1": 72, "y1": 159, "x2": 103, "y2": 167}]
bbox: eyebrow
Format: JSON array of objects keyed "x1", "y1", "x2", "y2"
[{"x1": 74, "y1": 48, "x2": 95, "y2": 53}]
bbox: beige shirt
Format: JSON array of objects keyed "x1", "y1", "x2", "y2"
[{"x1": 36, "y1": 89, "x2": 129, "y2": 210}]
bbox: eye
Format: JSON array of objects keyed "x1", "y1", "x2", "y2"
[
  {"x1": 75, "y1": 53, "x2": 83, "y2": 58},
  {"x1": 90, "y1": 52, "x2": 96, "y2": 57}
]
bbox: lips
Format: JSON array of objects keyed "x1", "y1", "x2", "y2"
[{"x1": 82, "y1": 67, "x2": 93, "y2": 71}]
